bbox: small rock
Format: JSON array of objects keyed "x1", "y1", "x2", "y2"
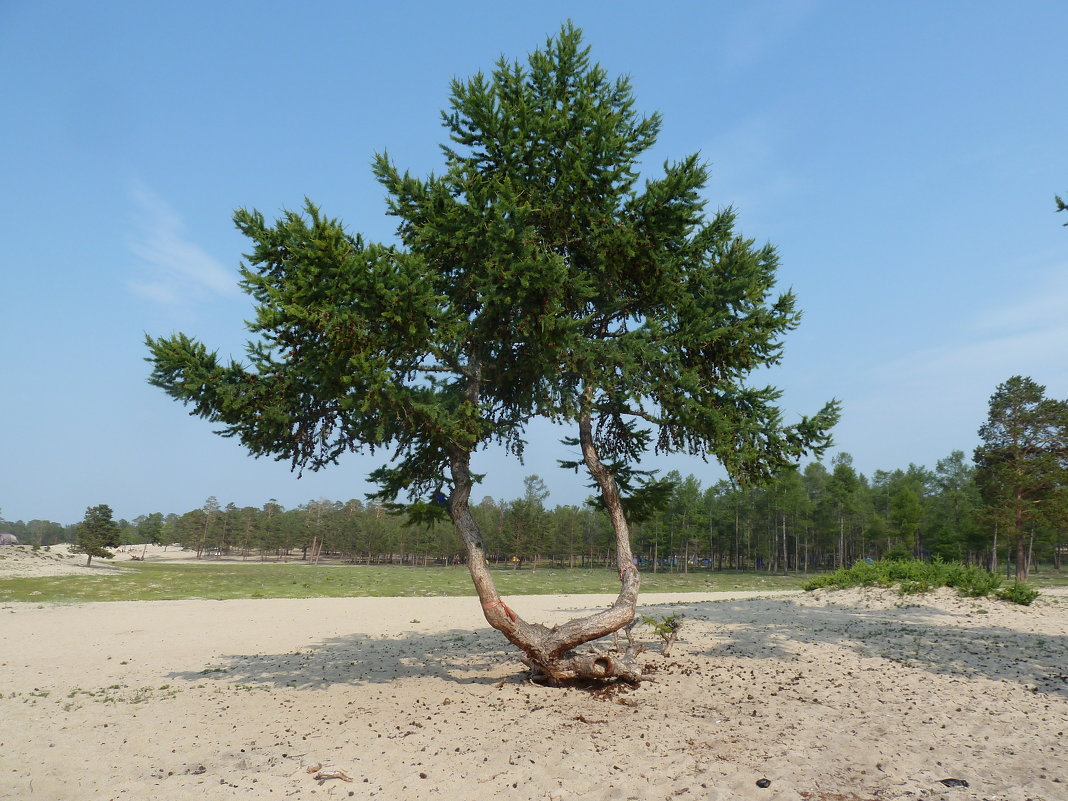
[{"x1": 756, "y1": 778, "x2": 771, "y2": 788}]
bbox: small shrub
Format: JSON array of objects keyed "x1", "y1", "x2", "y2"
[
  {"x1": 995, "y1": 582, "x2": 1039, "y2": 606},
  {"x1": 949, "y1": 566, "x2": 1002, "y2": 598},
  {"x1": 804, "y1": 558, "x2": 1015, "y2": 603},
  {"x1": 642, "y1": 614, "x2": 684, "y2": 656}
]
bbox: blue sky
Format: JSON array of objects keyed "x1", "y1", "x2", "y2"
[{"x1": 2, "y1": 1, "x2": 1066, "y2": 525}]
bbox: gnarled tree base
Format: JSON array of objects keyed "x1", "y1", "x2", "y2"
[
  {"x1": 448, "y1": 430, "x2": 647, "y2": 687},
  {"x1": 520, "y1": 646, "x2": 645, "y2": 685}
]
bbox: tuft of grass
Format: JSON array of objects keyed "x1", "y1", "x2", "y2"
[{"x1": 802, "y1": 557, "x2": 1039, "y2": 605}]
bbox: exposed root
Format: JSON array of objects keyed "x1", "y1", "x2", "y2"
[
  {"x1": 313, "y1": 769, "x2": 354, "y2": 783},
  {"x1": 520, "y1": 645, "x2": 644, "y2": 685}
]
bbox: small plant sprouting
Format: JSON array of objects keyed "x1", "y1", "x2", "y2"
[{"x1": 642, "y1": 614, "x2": 684, "y2": 656}]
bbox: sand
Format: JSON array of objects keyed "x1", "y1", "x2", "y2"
[
  {"x1": 0, "y1": 543, "x2": 200, "y2": 579},
  {"x1": 1, "y1": 547, "x2": 1066, "y2": 801}
]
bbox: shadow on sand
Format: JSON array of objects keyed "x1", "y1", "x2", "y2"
[
  {"x1": 168, "y1": 593, "x2": 1068, "y2": 698},
  {"x1": 167, "y1": 626, "x2": 517, "y2": 689},
  {"x1": 642, "y1": 594, "x2": 1068, "y2": 698}
]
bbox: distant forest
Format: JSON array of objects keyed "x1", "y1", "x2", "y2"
[{"x1": 3, "y1": 450, "x2": 1063, "y2": 574}]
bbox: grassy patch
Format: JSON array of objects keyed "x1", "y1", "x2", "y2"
[
  {"x1": 0, "y1": 562, "x2": 808, "y2": 603},
  {"x1": 802, "y1": 558, "x2": 1040, "y2": 605},
  {"x1": 1007, "y1": 570, "x2": 1068, "y2": 589}
]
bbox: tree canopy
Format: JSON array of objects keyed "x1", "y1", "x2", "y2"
[
  {"x1": 71, "y1": 504, "x2": 120, "y2": 567},
  {"x1": 146, "y1": 24, "x2": 838, "y2": 681},
  {"x1": 974, "y1": 376, "x2": 1068, "y2": 581}
]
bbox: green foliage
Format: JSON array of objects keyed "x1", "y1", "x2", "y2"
[
  {"x1": 70, "y1": 504, "x2": 121, "y2": 565},
  {"x1": 882, "y1": 546, "x2": 914, "y2": 562},
  {"x1": 559, "y1": 440, "x2": 678, "y2": 524},
  {"x1": 974, "y1": 376, "x2": 1068, "y2": 580},
  {"x1": 641, "y1": 612, "x2": 684, "y2": 654},
  {"x1": 641, "y1": 613, "x2": 684, "y2": 637},
  {"x1": 801, "y1": 557, "x2": 1015, "y2": 602},
  {"x1": 145, "y1": 23, "x2": 838, "y2": 522},
  {"x1": 995, "y1": 582, "x2": 1040, "y2": 605}
]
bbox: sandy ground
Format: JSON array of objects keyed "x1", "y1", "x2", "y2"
[
  {"x1": 0, "y1": 543, "x2": 200, "y2": 578},
  {"x1": 1, "y1": 549, "x2": 1066, "y2": 801}
]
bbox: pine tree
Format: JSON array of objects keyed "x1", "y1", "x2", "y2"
[
  {"x1": 146, "y1": 24, "x2": 837, "y2": 681},
  {"x1": 72, "y1": 504, "x2": 120, "y2": 567},
  {"x1": 975, "y1": 376, "x2": 1068, "y2": 581}
]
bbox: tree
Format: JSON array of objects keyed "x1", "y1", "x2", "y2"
[
  {"x1": 927, "y1": 451, "x2": 982, "y2": 562},
  {"x1": 975, "y1": 376, "x2": 1068, "y2": 581},
  {"x1": 824, "y1": 454, "x2": 862, "y2": 567},
  {"x1": 506, "y1": 476, "x2": 550, "y2": 568},
  {"x1": 135, "y1": 512, "x2": 165, "y2": 545},
  {"x1": 889, "y1": 483, "x2": 923, "y2": 558},
  {"x1": 146, "y1": 24, "x2": 837, "y2": 682},
  {"x1": 71, "y1": 504, "x2": 120, "y2": 566}
]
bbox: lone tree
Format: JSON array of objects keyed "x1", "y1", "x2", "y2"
[
  {"x1": 72, "y1": 504, "x2": 121, "y2": 567},
  {"x1": 146, "y1": 25, "x2": 838, "y2": 682},
  {"x1": 975, "y1": 376, "x2": 1068, "y2": 582}
]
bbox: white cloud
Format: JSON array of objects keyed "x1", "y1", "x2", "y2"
[{"x1": 127, "y1": 182, "x2": 237, "y2": 304}]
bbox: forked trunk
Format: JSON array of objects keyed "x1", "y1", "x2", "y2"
[{"x1": 445, "y1": 416, "x2": 642, "y2": 684}]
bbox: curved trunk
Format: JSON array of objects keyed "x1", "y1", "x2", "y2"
[{"x1": 445, "y1": 419, "x2": 642, "y2": 683}]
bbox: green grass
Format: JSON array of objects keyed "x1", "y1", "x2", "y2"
[
  {"x1": 0, "y1": 562, "x2": 808, "y2": 603},
  {"x1": 1004, "y1": 569, "x2": 1068, "y2": 589}
]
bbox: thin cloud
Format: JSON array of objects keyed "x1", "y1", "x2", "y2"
[
  {"x1": 845, "y1": 265, "x2": 1068, "y2": 470},
  {"x1": 717, "y1": 0, "x2": 822, "y2": 74},
  {"x1": 703, "y1": 114, "x2": 800, "y2": 226},
  {"x1": 128, "y1": 183, "x2": 237, "y2": 304},
  {"x1": 872, "y1": 260, "x2": 1068, "y2": 393},
  {"x1": 972, "y1": 263, "x2": 1068, "y2": 340}
]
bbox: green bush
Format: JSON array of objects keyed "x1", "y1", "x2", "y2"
[
  {"x1": 949, "y1": 565, "x2": 1003, "y2": 598},
  {"x1": 995, "y1": 582, "x2": 1040, "y2": 606},
  {"x1": 802, "y1": 557, "x2": 1029, "y2": 604}
]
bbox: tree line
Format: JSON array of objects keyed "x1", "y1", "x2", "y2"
[
  {"x1": 131, "y1": 447, "x2": 1067, "y2": 577},
  {"x1": 6, "y1": 448, "x2": 1061, "y2": 579}
]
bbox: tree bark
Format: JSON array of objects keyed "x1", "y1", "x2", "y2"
[
  {"x1": 1015, "y1": 491, "x2": 1028, "y2": 583},
  {"x1": 442, "y1": 373, "x2": 642, "y2": 683},
  {"x1": 447, "y1": 443, "x2": 642, "y2": 683}
]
